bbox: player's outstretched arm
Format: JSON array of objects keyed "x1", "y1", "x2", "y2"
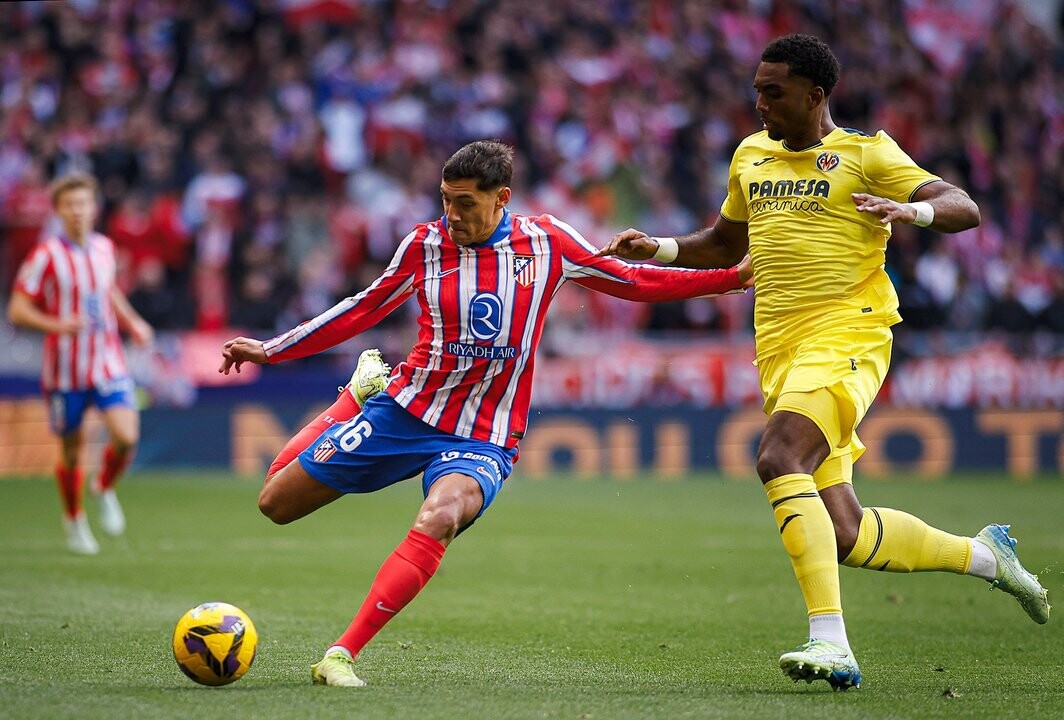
[
  {"x1": 219, "y1": 337, "x2": 268, "y2": 375},
  {"x1": 852, "y1": 180, "x2": 980, "y2": 233},
  {"x1": 597, "y1": 217, "x2": 749, "y2": 269}
]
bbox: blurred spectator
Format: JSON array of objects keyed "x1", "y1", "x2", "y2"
[
  {"x1": 1039, "y1": 274, "x2": 1064, "y2": 334},
  {"x1": 1, "y1": 160, "x2": 50, "y2": 294},
  {"x1": 986, "y1": 280, "x2": 1038, "y2": 335},
  {"x1": 946, "y1": 268, "x2": 989, "y2": 332},
  {"x1": 127, "y1": 257, "x2": 196, "y2": 330},
  {"x1": 0, "y1": 0, "x2": 1060, "y2": 350}
]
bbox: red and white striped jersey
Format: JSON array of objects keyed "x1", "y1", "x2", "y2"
[
  {"x1": 13, "y1": 233, "x2": 129, "y2": 392},
  {"x1": 264, "y1": 210, "x2": 742, "y2": 448}
]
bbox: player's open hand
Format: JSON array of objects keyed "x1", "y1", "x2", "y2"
[
  {"x1": 852, "y1": 193, "x2": 916, "y2": 225},
  {"x1": 595, "y1": 229, "x2": 658, "y2": 260},
  {"x1": 219, "y1": 337, "x2": 267, "y2": 375}
]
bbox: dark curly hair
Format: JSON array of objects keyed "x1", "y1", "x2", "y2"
[
  {"x1": 761, "y1": 34, "x2": 840, "y2": 96},
  {"x1": 442, "y1": 140, "x2": 514, "y2": 190}
]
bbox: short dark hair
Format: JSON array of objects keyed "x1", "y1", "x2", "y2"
[
  {"x1": 442, "y1": 140, "x2": 513, "y2": 190},
  {"x1": 761, "y1": 34, "x2": 840, "y2": 96},
  {"x1": 48, "y1": 171, "x2": 98, "y2": 206}
]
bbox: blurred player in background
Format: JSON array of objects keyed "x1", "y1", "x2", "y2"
[
  {"x1": 598, "y1": 34, "x2": 1049, "y2": 690},
  {"x1": 8, "y1": 172, "x2": 154, "y2": 554},
  {"x1": 219, "y1": 140, "x2": 752, "y2": 687}
]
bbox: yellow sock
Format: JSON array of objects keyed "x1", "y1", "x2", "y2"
[
  {"x1": 765, "y1": 473, "x2": 841, "y2": 616},
  {"x1": 841, "y1": 507, "x2": 971, "y2": 573}
]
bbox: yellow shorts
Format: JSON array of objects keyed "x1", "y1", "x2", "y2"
[{"x1": 756, "y1": 324, "x2": 893, "y2": 489}]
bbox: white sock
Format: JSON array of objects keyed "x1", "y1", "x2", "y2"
[
  {"x1": 325, "y1": 645, "x2": 352, "y2": 659},
  {"x1": 808, "y1": 613, "x2": 850, "y2": 652},
  {"x1": 967, "y1": 538, "x2": 998, "y2": 581}
]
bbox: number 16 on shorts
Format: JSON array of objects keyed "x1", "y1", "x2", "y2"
[{"x1": 337, "y1": 417, "x2": 373, "y2": 451}]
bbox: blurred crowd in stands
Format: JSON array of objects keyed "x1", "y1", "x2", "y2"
[{"x1": 1, "y1": 0, "x2": 1062, "y2": 358}]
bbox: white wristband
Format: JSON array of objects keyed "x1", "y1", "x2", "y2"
[
  {"x1": 909, "y1": 201, "x2": 934, "y2": 227},
  {"x1": 652, "y1": 236, "x2": 679, "y2": 263}
]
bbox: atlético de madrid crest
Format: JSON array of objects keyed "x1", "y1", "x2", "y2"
[{"x1": 512, "y1": 255, "x2": 536, "y2": 287}]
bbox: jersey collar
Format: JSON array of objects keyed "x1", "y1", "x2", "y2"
[
  {"x1": 58, "y1": 232, "x2": 91, "y2": 249},
  {"x1": 782, "y1": 127, "x2": 841, "y2": 153},
  {"x1": 441, "y1": 207, "x2": 512, "y2": 247}
]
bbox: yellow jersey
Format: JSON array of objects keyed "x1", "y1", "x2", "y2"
[{"x1": 720, "y1": 127, "x2": 939, "y2": 359}]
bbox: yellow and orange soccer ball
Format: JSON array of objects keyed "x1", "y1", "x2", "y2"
[{"x1": 172, "y1": 602, "x2": 258, "y2": 686}]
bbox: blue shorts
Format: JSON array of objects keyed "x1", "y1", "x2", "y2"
[
  {"x1": 298, "y1": 394, "x2": 517, "y2": 518},
  {"x1": 47, "y1": 377, "x2": 137, "y2": 435}
]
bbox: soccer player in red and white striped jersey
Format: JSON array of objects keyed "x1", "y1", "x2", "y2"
[
  {"x1": 218, "y1": 141, "x2": 751, "y2": 687},
  {"x1": 8, "y1": 172, "x2": 154, "y2": 555}
]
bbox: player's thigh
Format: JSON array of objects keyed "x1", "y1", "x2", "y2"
[
  {"x1": 757, "y1": 408, "x2": 831, "y2": 478},
  {"x1": 422, "y1": 442, "x2": 514, "y2": 518},
  {"x1": 48, "y1": 389, "x2": 89, "y2": 436},
  {"x1": 258, "y1": 460, "x2": 343, "y2": 524},
  {"x1": 98, "y1": 405, "x2": 140, "y2": 448},
  {"x1": 95, "y1": 378, "x2": 140, "y2": 447},
  {"x1": 759, "y1": 327, "x2": 891, "y2": 454}
]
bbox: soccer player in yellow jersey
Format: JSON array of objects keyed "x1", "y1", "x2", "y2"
[{"x1": 598, "y1": 34, "x2": 1050, "y2": 690}]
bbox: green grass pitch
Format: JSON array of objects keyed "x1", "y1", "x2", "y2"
[{"x1": 0, "y1": 472, "x2": 1061, "y2": 719}]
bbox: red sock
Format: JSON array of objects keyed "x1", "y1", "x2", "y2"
[
  {"x1": 267, "y1": 390, "x2": 361, "y2": 478},
  {"x1": 97, "y1": 445, "x2": 132, "y2": 491},
  {"x1": 333, "y1": 530, "x2": 446, "y2": 657},
  {"x1": 55, "y1": 465, "x2": 83, "y2": 519}
]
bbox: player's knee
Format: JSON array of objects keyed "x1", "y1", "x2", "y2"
[
  {"x1": 414, "y1": 501, "x2": 464, "y2": 541},
  {"x1": 257, "y1": 486, "x2": 293, "y2": 525},
  {"x1": 755, "y1": 445, "x2": 792, "y2": 483},
  {"x1": 111, "y1": 433, "x2": 138, "y2": 453},
  {"x1": 415, "y1": 482, "x2": 482, "y2": 541}
]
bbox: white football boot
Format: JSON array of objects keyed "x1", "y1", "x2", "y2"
[
  {"x1": 96, "y1": 488, "x2": 126, "y2": 536},
  {"x1": 63, "y1": 513, "x2": 100, "y2": 555}
]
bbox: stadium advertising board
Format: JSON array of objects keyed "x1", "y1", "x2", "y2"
[{"x1": 1, "y1": 397, "x2": 1061, "y2": 478}]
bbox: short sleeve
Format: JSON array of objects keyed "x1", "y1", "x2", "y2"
[
  {"x1": 719, "y1": 150, "x2": 749, "y2": 223},
  {"x1": 862, "y1": 131, "x2": 940, "y2": 202},
  {"x1": 14, "y1": 245, "x2": 50, "y2": 300}
]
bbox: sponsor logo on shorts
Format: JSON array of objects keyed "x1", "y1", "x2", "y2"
[
  {"x1": 440, "y1": 450, "x2": 502, "y2": 478},
  {"x1": 313, "y1": 438, "x2": 337, "y2": 463}
]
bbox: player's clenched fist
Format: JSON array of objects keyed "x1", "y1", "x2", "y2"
[
  {"x1": 219, "y1": 336, "x2": 267, "y2": 374},
  {"x1": 595, "y1": 228, "x2": 658, "y2": 260}
]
